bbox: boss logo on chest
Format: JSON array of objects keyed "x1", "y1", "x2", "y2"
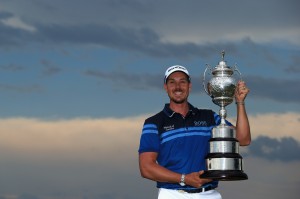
[{"x1": 194, "y1": 121, "x2": 207, "y2": 126}]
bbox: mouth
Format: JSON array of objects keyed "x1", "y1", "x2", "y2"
[{"x1": 174, "y1": 90, "x2": 184, "y2": 96}]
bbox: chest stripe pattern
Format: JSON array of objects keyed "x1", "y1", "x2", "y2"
[{"x1": 161, "y1": 126, "x2": 212, "y2": 144}]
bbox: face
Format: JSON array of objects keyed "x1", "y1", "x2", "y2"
[{"x1": 164, "y1": 71, "x2": 191, "y2": 104}]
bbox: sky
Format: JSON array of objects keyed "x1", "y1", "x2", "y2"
[{"x1": 0, "y1": 0, "x2": 299, "y2": 199}]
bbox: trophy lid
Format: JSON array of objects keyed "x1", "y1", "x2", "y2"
[{"x1": 212, "y1": 51, "x2": 234, "y2": 76}]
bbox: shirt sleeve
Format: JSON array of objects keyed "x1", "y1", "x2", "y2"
[{"x1": 138, "y1": 122, "x2": 160, "y2": 153}]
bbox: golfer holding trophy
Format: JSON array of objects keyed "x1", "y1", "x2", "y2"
[{"x1": 202, "y1": 51, "x2": 251, "y2": 181}]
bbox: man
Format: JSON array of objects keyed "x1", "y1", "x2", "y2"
[{"x1": 138, "y1": 65, "x2": 251, "y2": 199}]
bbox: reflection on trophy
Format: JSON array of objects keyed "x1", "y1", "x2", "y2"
[{"x1": 201, "y1": 51, "x2": 248, "y2": 181}]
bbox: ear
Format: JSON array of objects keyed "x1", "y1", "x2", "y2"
[
  {"x1": 164, "y1": 83, "x2": 168, "y2": 92},
  {"x1": 189, "y1": 82, "x2": 192, "y2": 91}
]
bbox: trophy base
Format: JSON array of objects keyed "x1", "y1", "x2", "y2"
[{"x1": 200, "y1": 170, "x2": 248, "y2": 181}]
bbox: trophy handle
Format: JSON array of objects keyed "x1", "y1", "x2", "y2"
[
  {"x1": 233, "y1": 64, "x2": 242, "y2": 81},
  {"x1": 203, "y1": 64, "x2": 212, "y2": 96}
]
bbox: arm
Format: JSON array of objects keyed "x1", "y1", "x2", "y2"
[
  {"x1": 235, "y1": 81, "x2": 251, "y2": 146},
  {"x1": 139, "y1": 152, "x2": 180, "y2": 183},
  {"x1": 139, "y1": 152, "x2": 212, "y2": 187}
]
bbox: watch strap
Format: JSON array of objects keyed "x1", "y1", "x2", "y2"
[{"x1": 179, "y1": 174, "x2": 186, "y2": 186}]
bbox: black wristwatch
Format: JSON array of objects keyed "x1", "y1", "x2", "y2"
[{"x1": 179, "y1": 174, "x2": 186, "y2": 186}]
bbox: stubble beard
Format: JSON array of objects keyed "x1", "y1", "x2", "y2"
[
  {"x1": 169, "y1": 90, "x2": 188, "y2": 104},
  {"x1": 171, "y1": 98, "x2": 186, "y2": 104}
]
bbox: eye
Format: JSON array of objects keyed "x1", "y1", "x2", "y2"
[
  {"x1": 180, "y1": 79, "x2": 188, "y2": 84},
  {"x1": 168, "y1": 80, "x2": 175, "y2": 84}
]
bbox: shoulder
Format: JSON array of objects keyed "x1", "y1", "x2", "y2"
[
  {"x1": 191, "y1": 105, "x2": 215, "y2": 116},
  {"x1": 144, "y1": 111, "x2": 165, "y2": 125}
]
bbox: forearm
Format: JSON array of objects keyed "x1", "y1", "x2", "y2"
[
  {"x1": 139, "y1": 152, "x2": 181, "y2": 183},
  {"x1": 139, "y1": 156, "x2": 211, "y2": 188},
  {"x1": 235, "y1": 102, "x2": 251, "y2": 146}
]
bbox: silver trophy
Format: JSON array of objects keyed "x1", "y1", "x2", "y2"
[{"x1": 201, "y1": 51, "x2": 248, "y2": 181}]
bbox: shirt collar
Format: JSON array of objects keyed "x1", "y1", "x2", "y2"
[{"x1": 163, "y1": 103, "x2": 196, "y2": 117}]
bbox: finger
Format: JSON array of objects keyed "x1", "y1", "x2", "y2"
[
  {"x1": 238, "y1": 81, "x2": 247, "y2": 88},
  {"x1": 238, "y1": 80, "x2": 245, "y2": 86},
  {"x1": 238, "y1": 84, "x2": 248, "y2": 92}
]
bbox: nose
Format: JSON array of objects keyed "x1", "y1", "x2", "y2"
[{"x1": 174, "y1": 82, "x2": 181, "y2": 89}]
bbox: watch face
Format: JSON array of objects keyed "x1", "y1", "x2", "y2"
[
  {"x1": 179, "y1": 182, "x2": 185, "y2": 186},
  {"x1": 179, "y1": 174, "x2": 185, "y2": 186}
]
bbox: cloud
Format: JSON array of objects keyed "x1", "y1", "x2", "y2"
[
  {"x1": 0, "y1": 11, "x2": 13, "y2": 19},
  {"x1": 219, "y1": 157, "x2": 300, "y2": 199},
  {"x1": 0, "y1": 20, "x2": 237, "y2": 59},
  {"x1": 1, "y1": 0, "x2": 299, "y2": 45},
  {"x1": 84, "y1": 68, "x2": 300, "y2": 104},
  {"x1": 18, "y1": 194, "x2": 39, "y2": 199},
  {"x1": 0, "y1": 19, "x2": 32, "y2": 47},
  {"x1": 0, "y1": 113, "x2": 299, "y2": 199},
  {"x1": 285, "y1": 55, "x2": 300, "y2": 73},
  {"x1": 0, "y1": 116, "x2": 147, "y2": 198},
  {"x1": 84, "y1": 69, "x2": 163, "y2": 90},
  {"x1": 233, "y1": 112, "x2": 300, "y2": 161},
  {"x1": 1, "y1": 16, "x2": 36, "y2": 32},
  {"x1": 0, "y1": 116, "x2": 144, "y2": 160},
  {"x1": 0, "y1": 83, "x2": 42, "y2": 93},
  {"x1": 40, "y1": 59, "x2": 62, "y2": 76},
  {"x1": 244, "y1": 75, "x2": 300, "y2": 103},
  {"x1": 0, "y1": 112, "x2": 299, "y2": 161},
  {"x1": 245, "y1": 112, "x2": 300, "y2": 141},
  {"x1": 0, "y1": 63, "x2": 24, "y2": 71},
  {"x1": 0, "y1": 0, "x2": 299, "y2": 56},
  {"x1": 245, "y1": 136, "x2": 300, "y2": 161}
]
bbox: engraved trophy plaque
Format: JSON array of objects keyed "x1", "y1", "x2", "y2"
[{"x1": 201, "y1": 51, "x2": 248, "y2": 181}]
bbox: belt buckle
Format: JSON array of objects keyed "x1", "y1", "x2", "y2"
[{"x1": 178, "y1": 189, "x2": 185, "y2": 193}]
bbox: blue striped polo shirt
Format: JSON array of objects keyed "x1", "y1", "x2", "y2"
[{"x1": 138, "y1": 103, "x2": 232, "y2": 190}]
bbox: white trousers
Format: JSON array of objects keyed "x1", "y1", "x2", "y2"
[{"x1": 158, "y1": 188, "x2": 222, "y2": 199}]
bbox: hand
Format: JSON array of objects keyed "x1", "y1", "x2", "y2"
[
  {"x1": 235, "y1": 80, "x2": 250, "y2": 102},
  {"x1": 185, "y1": 171, "x2": 212, "y2": 188}
]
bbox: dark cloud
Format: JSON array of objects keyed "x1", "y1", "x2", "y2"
[
  {"x1": 0, "y1": 63, "x2": 24, "y2": 71},
  {"x1": 285, "y1": 55, "x2": 300, "y2": 73},
  {"x1": 0, "y1": 1, "x2": 298, "y2": 117},
  {"x1": 0, "y1": 8, "x2": 297, "y2": 63},
  {"x1": 18, "y1": 194, "x2": 40, "y2": 199},
  {"x1": 40, "y1": 59, "x2": 62, "y2": 76},
  {"x1": 0, "y1": 21, "x2": 32, "y2": 47},
  {"x1": 84, "y1": 69, "x2": 161, "y2": 90},
  {"x1": 246, "y1": 136, "x2": 300, "y2": 161},
  {"x1": 84, "y1": 69, "x2": 300, "y2": 104},
  {"x1": 243, "y1": 75, "x2": 300, "y2": 103},
  {"x1": 194, "y1": 74, "x2": 300, "y2": 104},
  {"x1": 2, "y1": 0, "x2": 299, "y2": 30},
  {"x1": 0, "y1": 21, "x2": 236, "y2": 59},
  {"x1": 0, "y1": 0, "x2": 299, "y2": 51},
  {"x1": 0, "y1": 17, "x2": 296, "y2": 73},
  {"x1": 0, "y1": 11, "x2": 13, "y2": 19},
  {"x1": 0, "y1": 83, "x2": 43, "y2": 93},
  {"x1": 1, "y1": 16, "x2": 298, "y2": 104}
]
